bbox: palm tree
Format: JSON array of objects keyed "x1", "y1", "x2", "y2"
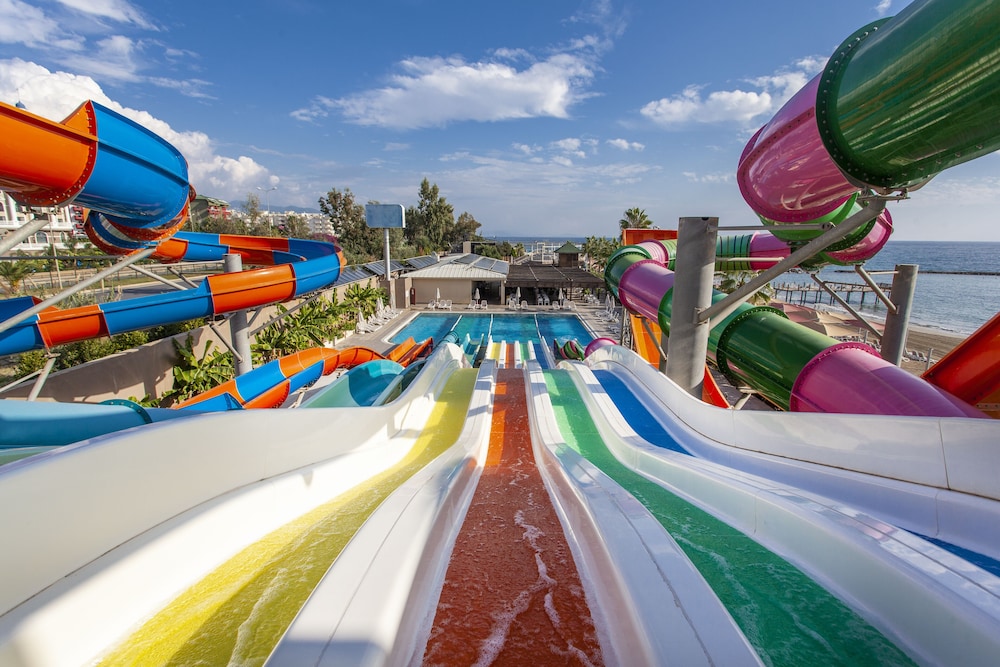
[
  {"x1": 716, "y1": 270, "x2": 774, "y2": 305},
  {"x1": 0, "y1": 260, "x2": 35, "y2": 295},
  {"x1": 619, "y1": 207, "x2": 653, "y2": 230}
]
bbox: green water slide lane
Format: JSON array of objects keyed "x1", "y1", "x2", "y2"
[{"x1": 541, "y1": 368, "x2": 915, "y2": 667}]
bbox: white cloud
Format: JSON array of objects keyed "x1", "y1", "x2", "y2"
[
  {"x1": 0, "y1": 58, "x2": 273, "y2": 202},
  {"x1": 683, "y1": 171, "x2": 733, "y2": 184},
  {"x1": 641, "y1": 84, "x2": 773, "y2": 126},
  {"x1": 641, "y1": 58, "x2": 826, "y2": 128},
  {"x1": 0, "y1": 0, "x2": 79, "y2": 50},
  {"x1": 59, "y1": 35, "x2": 142, "y2": 82},
  {"x1": 295, "y1": 52, "x2": 597, "y2": 129},
  {"x1": 607, "y1": 138, "x2": 643, "y2": 151},
  {"x1": 875, "y1": 0, "x2": 893, "y2": 17},
  {"x1": 55, "y1": 0, "x2": 154, "y2": 29}
]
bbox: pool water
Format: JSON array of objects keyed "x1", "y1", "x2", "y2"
[{"x1": 389, "y1": 313, "x2": 594, "y2": 347}]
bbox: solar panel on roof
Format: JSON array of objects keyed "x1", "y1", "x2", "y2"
[
  {"x1": 405, "y1": 256, "x2": 437, "y2": 269},
  {"x1": 454, "y1": 254, "x2": 478, "y2": 265},
  {"x1": 334, "y1": 267, "x2": 372, "y2": 285}
]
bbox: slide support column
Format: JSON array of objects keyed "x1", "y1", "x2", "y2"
[
  {"x1": 666, "y1": 216, "x2": 718, "y2": 397},
  {"x1": 225, "y1": 253, "x2": 253, "y2": 376},
  {"x1": 880, "y1": 263, "x2": 918, "y2": 366}
]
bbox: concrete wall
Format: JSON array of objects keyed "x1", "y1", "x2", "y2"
[{"x1": 0, "y1": 284, "x2": 361, "y2": 404}]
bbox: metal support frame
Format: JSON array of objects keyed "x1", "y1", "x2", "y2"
[
  {"x1": 132, "y1": 265, "x2": 189, "y2": 292},
  {"x1": 26, "y1": 353, "x2": 59, "y2": 401},
  {"x1": 0, "y1": 215, "x2": 51, "y2": 256},
  {"x1": 696, "y1": 196, "x2": 888, "y2": 325},
  {"x1": 639, "y1": 316, "x2": 668, "y2": 373},
  {"x1": 0, "y1": 247, "x2": 156, "y2": 336},
  {"x1": 807, "y1": 273, "x2": 883, "y2": 339},
  {"x1": 853, "y1": 264, "x2": 897, "y2": 313}
]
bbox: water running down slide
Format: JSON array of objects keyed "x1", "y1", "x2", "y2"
[
  {"x1": 0, "y1": 346, "x2": 484, "y2": 665},
  {"x1": 535, "y1": 354, "x2": 1000, "y2": 665}
]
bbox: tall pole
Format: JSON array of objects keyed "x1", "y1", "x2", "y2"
[
  {"x1": 665, "y1": 216, "x2": 718, "y2": 397},
  {"x1": 384, "y1": 227, "x2": 396, "y2": 310},
  {"x1": 225, "y1": 253, "x2": 253, "y2": 376},
  {"x1": 257, "y1": 186, "x2": 277, "y2": 229},
  {"x1": 880, "y1": 264, "x2": 918, "y2": 365}
]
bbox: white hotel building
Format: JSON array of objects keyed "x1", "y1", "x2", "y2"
[{"x1": 0, "y1": 191, "x2": 86, "y2": 253}]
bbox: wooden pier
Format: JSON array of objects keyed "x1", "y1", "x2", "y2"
[{"x1": 773, "y1": 280, "x2": 892, "y2": 309}]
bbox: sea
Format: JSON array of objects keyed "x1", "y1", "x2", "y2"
[{"x1": 499, "y1": 237, "x2": 999, "y2": 336}]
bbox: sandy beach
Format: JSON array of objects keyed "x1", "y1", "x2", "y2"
[{"x1": 896, "y1": 325, "x2": 966, "y2": 375}]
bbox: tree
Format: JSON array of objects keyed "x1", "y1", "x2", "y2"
[
  {"x1": 582, "y1": 236, "x2": 620, "y2": 274},
  {"x1": 405, "y1": 179, "x2": 454, "y2": 252},
  {"x1": 619, "y1": 207, "x2": 653, "y2": 230},
  {"x1": 277, "y1": 213, "x2": 310, "y2": 239},
  {"x1": 716, "y1": 270, "x2": 774, "y2": 305},
  {"x1": 318, "y1": 187, "x2": 382, "y2": 263},
  {"x1": 451, "y1": 211, "x2": 482, "y2": 246},
  {"x1": 0, "y1": 260, "x2": 35, "y2": 295}
]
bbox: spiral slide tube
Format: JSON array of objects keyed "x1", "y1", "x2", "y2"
[
  {"x1": 605, "y1": 240, "x2": 983, "y2": 417},
  {"x1": 0, "y1": 99, "x2": 345, "y2": 357}
]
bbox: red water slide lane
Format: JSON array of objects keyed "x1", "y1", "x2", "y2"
[
  {"x1": 923, "y1": 312, "x2": 1000, "y2": 419},
  {"x1": 422, "y1": 369, "x2": 604, "y2": 665}
]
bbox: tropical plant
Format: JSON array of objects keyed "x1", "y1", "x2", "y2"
[
  {"x1": 582, "y1": 236, "x2": 621, "y2": 274},
  {"x1": 715, "y1": 270, "x2": 774, "y2": 305},
  {"x1": 161, "y1": 336, "x2": 234, "y2": 404},
  {"x1": 0, "y1": 260, "x2": 35, "y2": 295},
  {"x1": 343, "y1": 282, "x2": 386, "y2": 319},
  {"x1": 619, "y1": 207, "x2": 653, "y2": 230}
]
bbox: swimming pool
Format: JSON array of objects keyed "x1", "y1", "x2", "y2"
[{"x1": 388, "y1": 312, "x2": 595, "y2": 347}]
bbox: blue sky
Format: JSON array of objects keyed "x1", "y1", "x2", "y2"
[{"x1": 1, "y1": 0, "x2": 997, "y2": 241}]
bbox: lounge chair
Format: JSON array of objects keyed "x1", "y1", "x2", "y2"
[
  {"x1": 442, "y1": 299, "x2": 453, "y2": 310},
  {"x1": 520, "y1": 300, "x2": 528, "y2": 310},
  {"x1": 480, "y1": 299, "x2": 488, "y2": 310},
  {"x1": 467, "y1": 300, "x2": 477, "y2": 310},
  {"x1": 427, "y1": 300, "x2": 438, "y2": 309}
]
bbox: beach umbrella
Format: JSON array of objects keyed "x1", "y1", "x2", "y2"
[
  {"x1": 474, "y1": 288, "x2": 481, "y2": 301},
  {"x1": 436, "y1": 287, "x2": 441, "y2": 302},
  {"x1": 515, "y1": 287, "x2": 521, "y2": 302},
  {"x1": 558, "y1": 288, "x2": 564, "y2": 302}
]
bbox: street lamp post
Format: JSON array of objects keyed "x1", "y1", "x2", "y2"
[{"x1": 256, "y1": 186, "x2": 277, "y2": 228}]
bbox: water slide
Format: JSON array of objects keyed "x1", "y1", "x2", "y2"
[
  {"x1": 923, "y1": 312, "x2": 1000, "y2": 418},
  {"x1": 607, "y1": 0, "x2": 1000, "y2": 418},
  {"x1": 0, "y1": 99, "x2": 344, "y2": 357},
  {"x1": 0, "y1": 345, "x2": 498, "y2": 666},
  {"x1": 1, "y1": 1, "x2": 1000, "y2": 664},
  {"x1": 533, "y1": 351, "x2": 1000, "y2": 665}
]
